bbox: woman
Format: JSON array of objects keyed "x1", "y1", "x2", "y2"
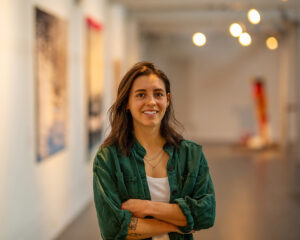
[{"x1": 93, "y1": 61, "x2": 215, "y2": 240}]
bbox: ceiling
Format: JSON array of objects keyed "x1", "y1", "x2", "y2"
[
  {"x1": 111, "y1": 0, "x2": 300, "y2": 11},
  {"x1": 110, "y1": 0, "x2": 300, "y2": 39}
]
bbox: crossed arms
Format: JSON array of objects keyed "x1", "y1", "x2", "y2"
[{"x1": 121, "y1": 199, "x2": 190, "y2": 239}]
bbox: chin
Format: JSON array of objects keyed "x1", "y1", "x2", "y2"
[
  {"x1": 138, "y1": 120, "x2": 161, "y2": 129},
  {"x1": 144, "y1": 122, "x2": 160, "y2": 128},
  {"x1": 133, "y1": 116, "x2": 162, "y2": 129}
]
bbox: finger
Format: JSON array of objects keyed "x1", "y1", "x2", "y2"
[{"x1": 121, "y1": 203, "x2": 127, "y2": 209}]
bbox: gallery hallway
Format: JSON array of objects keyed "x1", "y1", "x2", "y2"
[{"x1": 56, "y1": 143, "x2": 300, "y2": 240}]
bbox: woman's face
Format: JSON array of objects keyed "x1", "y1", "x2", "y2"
[{"x1": 127, "y1": 74, "x2": 170, "y2": 130}]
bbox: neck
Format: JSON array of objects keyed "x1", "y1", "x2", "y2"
[{"x1": 134, "y1": 125, "x2": 165, "y2": 151}]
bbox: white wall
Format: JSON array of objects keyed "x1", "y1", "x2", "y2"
[
  {"x1": 143, "y1": 30, "x2": 297, "y2": 144},
  {"x1": 278, "y1": 24, "x2": 299, "y2": 149},
  {"x1": 109, "y1": 4, "x2": 142, "y2": 79},
  {"x1": 125, "y1": 16, "x2": 142, "y2": 70},
  {"x1": 298, "y1": 24, "x2": 300, "y2": 163},
  {"x1": 0, "y1": 0, "x2": 129, "y2": 239}
]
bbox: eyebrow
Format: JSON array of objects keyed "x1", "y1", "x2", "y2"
[{"x1": 134, "y1": 88, "x2": 165, "y2": 93}]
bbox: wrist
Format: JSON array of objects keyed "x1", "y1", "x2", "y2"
[
  {"x1": 144, "y1": 200, "x2": 153, "y2": 216},
  {"x1": 170, "y1": 224, "x2": 179, "y2": 233}
]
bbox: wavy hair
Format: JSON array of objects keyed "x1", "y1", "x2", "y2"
[{"x1": 102, "y1": 61, "x2": 183, "y2": 156}]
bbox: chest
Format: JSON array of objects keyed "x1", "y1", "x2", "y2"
[
  {"x1": 144, "y1": 151, "x2": 169, "y2": 178},
  {"x1": 117, "y1": 153, "x2": 198, "y2": 202}
]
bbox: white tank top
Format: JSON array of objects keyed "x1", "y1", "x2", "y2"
[{"x1": 146, "y1": 176, "x2": 170, "y2": 240}]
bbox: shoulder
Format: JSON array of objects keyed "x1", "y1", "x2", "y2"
[
  {"x1": 93, "y1": 144, "x2": 120, "y2": 169},
  {"x1": 178, "y1": 139, "x2": 203, "y2": 153},
  {"x1": 177, "y1": 139, "x2": 207, "y2": 167}
]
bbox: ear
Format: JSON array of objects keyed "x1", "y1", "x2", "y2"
[{"x1": 167, "y1": 93, "x2": 171, "y2": 106}]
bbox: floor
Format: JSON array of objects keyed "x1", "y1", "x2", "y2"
[{"x1": 56, "y1": 143, "x2": 300, "y2": 240}]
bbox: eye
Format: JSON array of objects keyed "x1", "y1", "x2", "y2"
[
  {"x1": 155, "y1": 92, "x2": 164, "y2": 97},
  {"x1": 136, "y1": 93, "x2": 145, "y2": 98}
]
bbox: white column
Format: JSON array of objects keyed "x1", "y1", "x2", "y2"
[
  {"x1": 278, "y1": 32, "x2": 289, "y2": 151},
  {"x1": 278, "y1": 22, "x2": 299, "y2": 152},
  {"x1": 125, "y1": 16, "x2": 141, "y2": 68},
  {"x1": 297, "y1": 24, "x2": 300, "y2": 163}
]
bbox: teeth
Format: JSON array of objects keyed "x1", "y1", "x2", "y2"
[{"x1": 144, "y1": 111, "x2": 156, "y2": 114}]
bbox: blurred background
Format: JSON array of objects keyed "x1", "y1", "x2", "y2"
[{"x1": 1, "y1": 0, "x2": 300, "y2": 239}]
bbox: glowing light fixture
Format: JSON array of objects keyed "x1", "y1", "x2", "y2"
[
  {"x1": 266, "y1": 37, "x2": 278, "y2": 50},
  {"x1": 192, "y1": 32, "x2": 206, "y2": 47},
  {"x1": 229, "y1": 23, "x2": 243, "y2": 37},
  {"x1": 280, "y1": 0, "x2": 288, "y2": 2},
  {"x1": 248, "y1": 9, "x2": 261, "y2": 24},
  {"x1": 239, "y1": 32, "x2": 252, "y2": 46}
]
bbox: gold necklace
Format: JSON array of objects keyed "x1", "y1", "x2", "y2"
[
  {"x1": 144, "y1": 148, "x2": 163, "y2": 161},
  {"x1": 144, "y1": 154, "x2": 164, "y2": 169}
]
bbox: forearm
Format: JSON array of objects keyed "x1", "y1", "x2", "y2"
[
  {"x1": 127, "y1": 217, "x2": 178, "y2": 240},
  {"x1": 147, "y1": 202, "x2": 187, "y2": 227}
]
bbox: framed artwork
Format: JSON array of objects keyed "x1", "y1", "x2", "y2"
[
  {"x1": 35, "y1": 8, "x2": 68, "y2": 162},
  {"x1": 86, "y1": 17, "x2": 104, "y2": 154}
]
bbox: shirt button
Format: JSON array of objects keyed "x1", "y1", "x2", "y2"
[{"x1": 167, "y1": 165, "x2": 174, "y2": 171}]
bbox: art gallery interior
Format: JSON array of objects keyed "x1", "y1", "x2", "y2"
[{"x1": 1, "y1": 0, "x2": 300, "y2": 239}]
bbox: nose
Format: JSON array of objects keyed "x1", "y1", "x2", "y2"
[{"x1": 146, "y1": 95, "x2": 156, "y2": 106}]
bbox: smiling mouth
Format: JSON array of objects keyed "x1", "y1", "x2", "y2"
[{"x1": 143, "y1": 110, "x2": 158, "y2": 115}]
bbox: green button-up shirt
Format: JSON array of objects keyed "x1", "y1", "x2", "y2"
[{"x1": 93, "y1": 140, "x2": 216, "y2": 240}]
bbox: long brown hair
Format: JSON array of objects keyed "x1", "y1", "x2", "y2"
[{"x1": 102, "y1": 61, "x2": 183, "y2": 156}]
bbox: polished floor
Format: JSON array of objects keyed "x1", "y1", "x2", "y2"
[{"x1": 56, "y1": 143, "x2": 300, "y2": 240}]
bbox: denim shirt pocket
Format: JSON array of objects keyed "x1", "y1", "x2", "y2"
[{"x1": 123, "y1": 175, "x2": 143, "y2": 198}]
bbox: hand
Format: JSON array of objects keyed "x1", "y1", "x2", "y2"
[{"x1": 121, "y1": 199, "x2": 150, "y2": 218}]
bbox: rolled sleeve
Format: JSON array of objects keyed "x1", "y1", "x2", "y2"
[
  {"x1": 175, "y1": 151, "x2": 216, "y2": 233},
  {"x1": 93, "y1": 151, "x2": 132, "y2": 240},
  {"x1": 174, "y1": 197, "x2": 194, "y2": 232}
]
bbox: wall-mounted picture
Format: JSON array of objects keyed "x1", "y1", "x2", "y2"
[
  {"x1": 35, "y1": 8, "x2": 68, "y2": 162},
  {"x1": 86, "y1": 17, "x2": 104, "y2": 153}
]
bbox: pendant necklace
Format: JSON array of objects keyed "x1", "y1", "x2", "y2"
[
  {"x1": 144, "y1": 148, "x2": 163, "y2": 161},
  {"x1": 144, "y1": 155, "x2": 163, "y2": 169},
  {"x1": 144, "y1": 149, "x2": 164, "y2": 169}
]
